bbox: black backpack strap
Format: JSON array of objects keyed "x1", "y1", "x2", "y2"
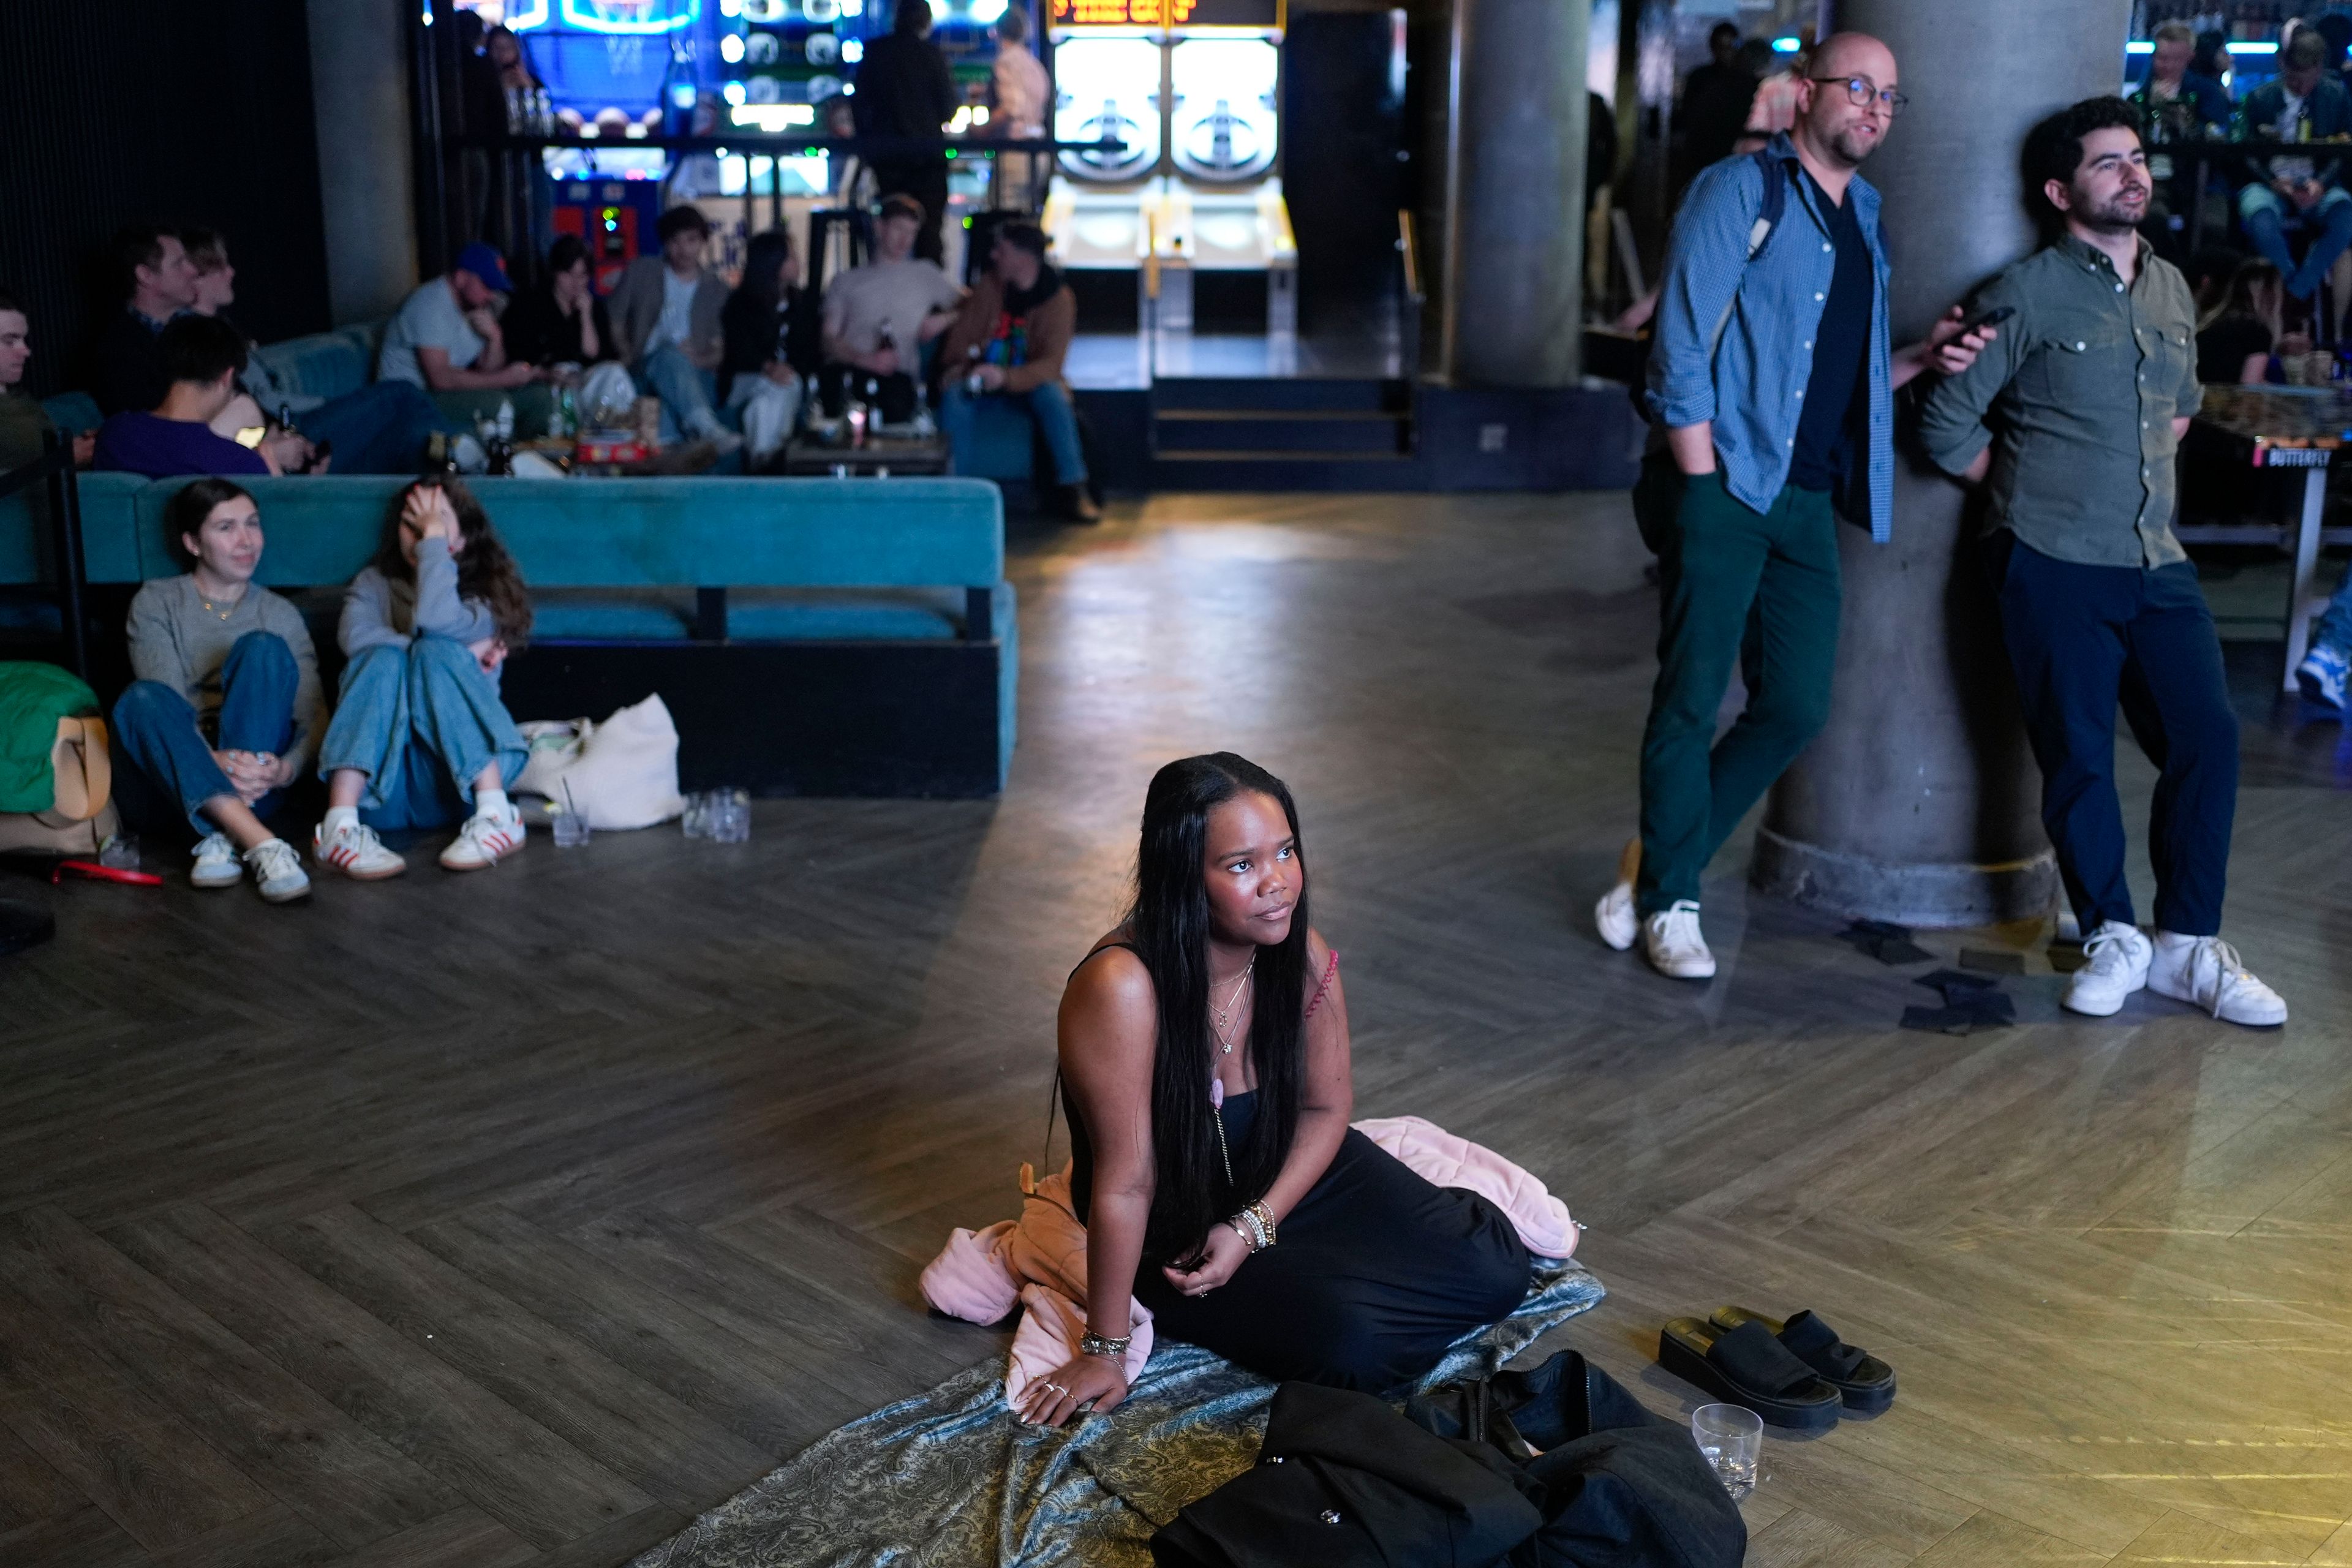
[{"x1": 1747, "y1": 145, "x2": 1787, "y2": 260}]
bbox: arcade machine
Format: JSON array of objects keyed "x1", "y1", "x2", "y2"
[
  {"x1": 1040, "y1": 0, "x2": 1292, "y2": 334},
  {"x1": 721, "y1": 0, "x2": 1028, "y2": 276},
  {"x1": 456, "y1": 0, "x2": 705, "y2": 290}
]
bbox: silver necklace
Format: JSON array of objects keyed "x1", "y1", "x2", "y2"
[{"x1": 1208, "y1": 959, "x2": 1254, "y2": 1056}]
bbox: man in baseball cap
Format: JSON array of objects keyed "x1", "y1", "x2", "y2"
[{"x1": 377, "y1": 241, "x2": 538, "y2": 401}]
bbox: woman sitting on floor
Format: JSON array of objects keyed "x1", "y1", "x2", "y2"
[
  {"x1": 313, "y1": 478, "x2": 533, "y2": 879},
  {"x1": 1020, "y1": 753, "x2": 1531, "y2": 1427},
  {"x1": 111, "y1": 478, "x2": 322, "y2": 903}
]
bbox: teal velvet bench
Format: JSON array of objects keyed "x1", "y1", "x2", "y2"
[{"x1": 2, "y1": 472, "x2": 1015, "y2": 798}]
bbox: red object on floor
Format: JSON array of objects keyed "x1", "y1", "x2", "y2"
[{"x1": 52, "y1": 859, "x2": 163, "y2": 888}]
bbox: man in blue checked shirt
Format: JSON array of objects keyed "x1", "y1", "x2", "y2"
[{"x1": 1596, "y1": 31, "x2": 1994, "y2": 982}]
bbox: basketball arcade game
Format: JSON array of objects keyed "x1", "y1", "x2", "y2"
[
  {"x1": 1041, "y1": 0, "x2": 1292, "y2": 334},
  {"x1": 455, "y1": 0, "x2": 1036, "y2": 288}
]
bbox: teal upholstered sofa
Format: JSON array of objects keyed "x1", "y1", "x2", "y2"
[{"x1": 1, "y1": 472, "x2": 1016, "y2": 797}]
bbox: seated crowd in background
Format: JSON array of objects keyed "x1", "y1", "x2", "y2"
[
  {"x1": 2196, "y1": 256, "x2": 2295, "y2": 384},
  {"x1": 2233, "y1": 30, "x2": 2352, "y2": 304},
  {"x1": 938, "y1": 220, "x2": 1096, "y2": 520},
  {"x1": 0, "y1": 288, "x2": 92, "y2": 469},
  {"x1": 720, "y1": 227, "x2": 815, "y2": 466},
  {"x1": 107, "y1": 475, "x2": 537, "y2": 904},
  {"x1": 92, "y1": 315, "x2": 277, "y2": 479},
  {"x1": 609, "y1": 204, "x2": 740, "y2": 452},
  {"x1": 820, "y1": 192, "x2": 963, "y2": 426},
  {"x1": 183, "y1": 227, "x2": 458, "y2": 476},
  {"x1": 501, "y1": 233, "x2": 614, "y2": 373},
  {"x1": 379, "y1": 239, "x2": 551, "y2": 441}
]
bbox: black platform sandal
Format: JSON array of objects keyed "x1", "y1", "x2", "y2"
[
  {"x1": 1657, "y1": 1317, "x2": 1842, "y2": 1431},
  {"x1": 1708, "y1": 1306, "x2": 1896, "y2": 1414}
]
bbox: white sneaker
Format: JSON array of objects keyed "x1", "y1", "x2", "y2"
[
  {"x1": 1641, "y1": 900, "x2": 1716, "y2": 980},
  {"x1": 2148, "y1": 934, "x2": 2288, "y2": 1027},
  {"x1": 243, "y1": 838, "x2": 312, "y2": 903},
  {"x1": 314, "y1": 818, "x2": 408, "y2": 880},
  {"x1": 1595, "y1": 837, "x2": 1641, "y2": 952},
  {"x1": 2063, "y1": 920, "x2": 2151, "y2": 1017},
  {"x1": 2298, "y1": 642, "x2": 2348, "y2": 710},
  {"x1": 439, "y1": 806, "x2": 524, "y2": 871},
  {"x1": 190, "y1": 832, "x2": 243, "y2": 890}
]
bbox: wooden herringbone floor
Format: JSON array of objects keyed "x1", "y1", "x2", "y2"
[{"x1": 2, "y1": 491, "x2": 2350, "y2": 1567}]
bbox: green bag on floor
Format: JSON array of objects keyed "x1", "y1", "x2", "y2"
[{"x1": 0, "y1": 662, "x2": 100, "y2": 815}]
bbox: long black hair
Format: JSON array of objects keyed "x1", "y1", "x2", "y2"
[
  {"x1": 736, "y1": 228, "x2": 794, "y2": 318},
  {"x1": 1128, "y1": 752, "x2": 1312, "y2": 1263}
]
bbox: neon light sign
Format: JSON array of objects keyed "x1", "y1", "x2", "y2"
[{"x1": 557, "y1": 0, "x2": 701, "y2": 34}]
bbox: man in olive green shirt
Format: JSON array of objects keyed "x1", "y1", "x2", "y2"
[{"x1": 1919, "y1": 96, "x2": 2285, "y2": 1028}]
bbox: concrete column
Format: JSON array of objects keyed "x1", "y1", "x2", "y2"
[
  {"x1": 308, "y1": 0, "x2": 419, "y2": 325},
  {"x1": 1441, "y1": 0, "x2": 1588, "y2": 386},
  {"x1": 1749, "y1": 0, "x2": 2129, "y2": 925}
]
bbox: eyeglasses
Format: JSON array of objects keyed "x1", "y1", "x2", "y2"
[{"x1": 1809, "y1": 75, "x2": 1910, "y2": 116}]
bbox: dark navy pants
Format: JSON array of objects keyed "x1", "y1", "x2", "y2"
[
  {"x1": 300, "y1": 380, "x2": 457, "y2": 475},
  {"x1": 111, "y1": 630, "x2": 299, "y2": 839},
  {"x1": 1990, "y1": 535, "x2": 2238, "y2": 937}
]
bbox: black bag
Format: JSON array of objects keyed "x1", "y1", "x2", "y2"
[
  {"x1": 1153, "y1": 1352, "x2": 1746, "y2": 1568},
  {"x1": 1408, "y1": 1351, "x2": 1747, "y2": 1568},
  {"x1": 1150, "y1": 1381, "x2": 1544, "y2": 1568}
]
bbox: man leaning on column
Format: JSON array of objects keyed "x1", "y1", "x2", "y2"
[
  {"x1": 1596, "y1": 31, "x2": 1992, "y2": 981},
  {"x1": 1917, "y1": 97, "x2": 2286, "y2": 1028}
]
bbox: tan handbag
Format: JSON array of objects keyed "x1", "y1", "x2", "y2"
[{"x1": 0, "y1": 715, "x2": 119, "y2": 856}]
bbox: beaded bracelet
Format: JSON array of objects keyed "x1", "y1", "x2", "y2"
[{"x1": 1229, "y1": 1202, "x2": 1278, "y2": 1253}]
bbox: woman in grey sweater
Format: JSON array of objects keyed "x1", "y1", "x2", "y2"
[
  {"x1": 314, "y1": 478, "x2": 534, "y2": 876},
  {"x1": 111, "y1": 478, "x2": 320, "y2": 902}
]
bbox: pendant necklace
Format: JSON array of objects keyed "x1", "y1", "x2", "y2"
[
  {"x1": 1207, "y1": 958, "x2": 1254, "y2": 1189},
  {"x1": 1208, "y1": 958, "x2": 1254, "y2": 1055}
]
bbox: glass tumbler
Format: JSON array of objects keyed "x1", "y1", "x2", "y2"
[
  {"x1": 712, "y1": 788, "x2": 752, "y2": 843},
  {"x1": 1691, "y1": 1404, "x2": 1761, "y2": 1499},
  {"x1": 681, "y1": 791, "x2": 710, "y2": 839}
]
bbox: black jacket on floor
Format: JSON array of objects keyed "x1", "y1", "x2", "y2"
[{"x1": 1152, "y1": 1351, "x2": 1746, "y2": 1568}]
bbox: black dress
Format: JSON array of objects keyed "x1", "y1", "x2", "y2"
[
  {"x1": 1066, "y1": 945, "x2": 1532, "y2": 1393},
  {"x1": 502, "y1": 287, "x2": 616, "y2": 370}
]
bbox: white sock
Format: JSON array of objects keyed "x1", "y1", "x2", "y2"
[
  {"x1": 475, "y1": 787, "x2": 510, "y2": 820},
  {"x1": 2152, "y1": 930, "x2": 2203, "y2": 954},
  {"x1": 323, "y1": 806, "x2": 358, "y2": 839}
]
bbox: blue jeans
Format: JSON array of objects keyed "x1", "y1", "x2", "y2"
[
  {"x1": 2316, "y1": 559, "x2": 2352, "y2": 660},
  {"x1": 2238, "y1": 182, "x2": 2352, "y2": 300},
  {"x1": 941, "y1": 380, "x2": 1087, "y2": 485},
  {"x1": 111, "y1": 630, "x2": 298, "y2": 839},
  {"x1": 1991, "y1": 536, "x2": 2238, "y2": 938},
  {"x1": 301, "y1": 380, "x2": 459, "y2": 474},
  {"x1": 318, "y1": 639, "x2": 528, "y2": 832},
  {"x1": 636, "y1": 345, "x2": 726, "y2": 443}
]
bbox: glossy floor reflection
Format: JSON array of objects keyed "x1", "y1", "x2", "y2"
[{"x1": 1, "y1": 492, "x2": 2347, "y2": 1567}]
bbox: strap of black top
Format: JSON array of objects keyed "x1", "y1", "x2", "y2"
[{"x1": 1046, "y1": 941, "x2": 1145, "y2": 1175}]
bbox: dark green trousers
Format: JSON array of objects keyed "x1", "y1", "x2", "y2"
[{"x1": 1637, "y1": 470, "x2": 1842, "y2": 914}]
